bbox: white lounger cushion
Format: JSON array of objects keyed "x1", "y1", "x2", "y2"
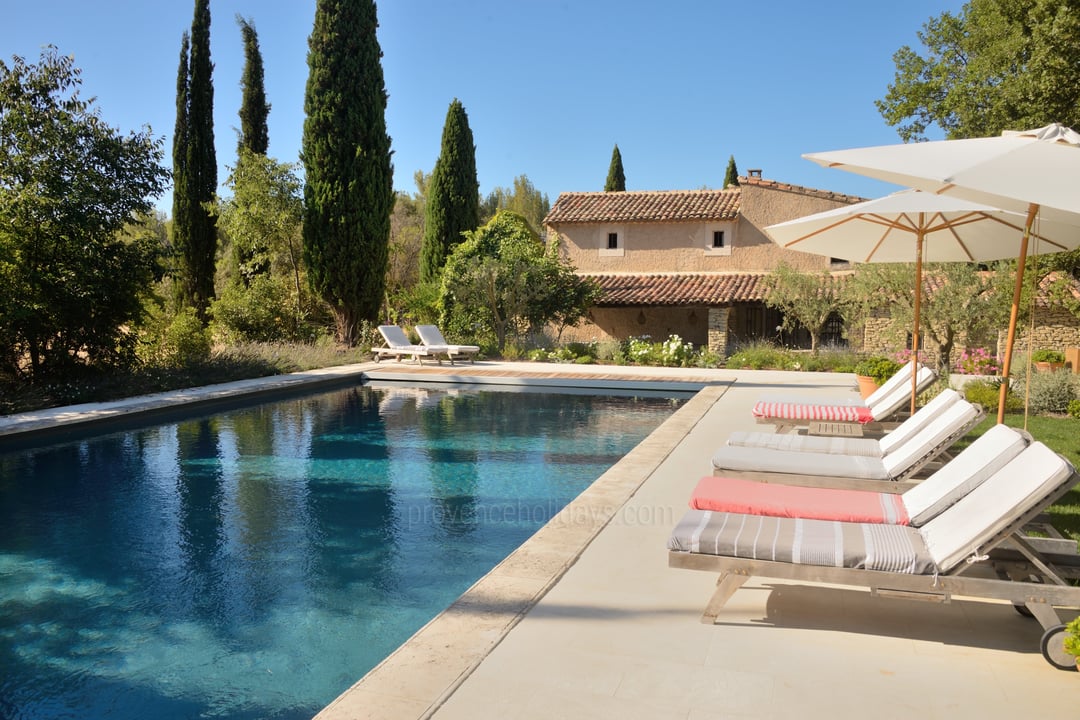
[
  {"x1": 865, "y1": 361, "x2": 916, "y2": 407},
  {"x1": 415, "y1": 325, "x2": 479, "y2": 354},
  {"x1": 901, "y1": 424, "x2": 1028, "y2": 525},
  {"x1": 879, "y1": 400, "x2": 981, "y2": 477},
  {"x1": 869, "y1": 365, "x2": 937, "y2": 420},
  {"x1": 755, "y1": 362, "x2": 922, "y2": 411},
  {"x1": 714, "y1": 399, "x2": 980, "y2": 481},
  {"x1": 920, "y1": 441, "x2": 1074, "y2": 571},
  {"x1": 724, "y1": 431, "x2": 886, "y2": 457}
]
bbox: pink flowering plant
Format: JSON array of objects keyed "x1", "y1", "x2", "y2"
[{"x1": 954, "y1": 347, "x2": 1000, "y2": 376}]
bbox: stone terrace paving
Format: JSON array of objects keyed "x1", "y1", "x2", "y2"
[{"x1": 3, "y1": 361, "x2": 1077, "y2": 719}]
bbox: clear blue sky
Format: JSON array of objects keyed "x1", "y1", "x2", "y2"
[{"x1": 6, "y1": 0, "x2": 966, "y2": 212}]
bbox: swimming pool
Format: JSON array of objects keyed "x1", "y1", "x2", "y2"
[{"x1": 0, "y1": 383, "x2": 685, "y2": 719}]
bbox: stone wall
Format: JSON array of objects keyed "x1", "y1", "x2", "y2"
[{"x1": 557, "y1": 306, "x2": 710, "y2": 347}]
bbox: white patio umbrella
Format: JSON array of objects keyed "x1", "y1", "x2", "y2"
[
  {"x1": 765, "y1": 190, "x2": 1080, "y2": 414},
  {"x1": 804, "y1": 124, "x2": 1080, "y2": 422}
]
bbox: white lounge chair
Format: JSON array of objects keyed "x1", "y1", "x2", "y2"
[
  {"x1": 372, "y1": 325, "x2": 449, "y2": 365},
  {"x1": 669, "y1": 441, "x2": 1080, "y2": 670},
  {"x1": 752, "y1": 363, "x2": 938, "y2": 434},
  {"x1": 712, "y1": 397, "x2": 985, "y2": 491},
  {"x1": 415, "y1": 324, "x2": 479, "y2": 363},
  {"x1": 693, "y1": 424, "x2": 1029, "y2": 526},
  {"x1": 727, "y1": 388, "x2": 962, "y2": 459}
]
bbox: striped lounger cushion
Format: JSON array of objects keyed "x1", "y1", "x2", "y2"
[
  {"x1": 689, "y1": 476, "x2": 910, "y2": 524},
  {"x1": 752, "y1": 401, "x2": 875, "y2": 424},
  {"x1": 668, "y1": 509, "x2": 936, "y2": 574}
]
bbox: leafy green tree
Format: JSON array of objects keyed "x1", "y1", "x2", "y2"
[
  {"x1": 421, "y1": 98, "x2": 480, "y2": 283},
  {"x1": 878, "y1": 0, "x2": 1080, "y2": 142},
  {"x1": 762, "y1": 263, "x2": 845, "y2": 352},
  {"x1": 479, "y1": 174, "x2": 551, "y2": 234},
  {"x1": 302, "y1": 0, "x2": 394, "y2": 344},
  {"x1": 237, "y1": 15, "x2": 270, "y2": 156},
  {"x1": 605, "y1": 144, "x2": 626, "y2": 191},
  {"x1": 173, "y1": 0, "x2": 219, "y2": 321},
  {"x1": 843, "y1": 262, "x2": 1012, "y2": 373},
  {"x1": 211, "y1": 150, "x2": 311, "y2": 341},
  {"x1": 723, "y1": 155, "x2": 740, "y2": 188},
  {"x1": 0, "y1": 49, "x2": 168, "y2": 377},
  {"x1": 439, "y1": 212, "x2": 600, "y2": 351}
]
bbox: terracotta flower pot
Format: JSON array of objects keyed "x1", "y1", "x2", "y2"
[{"x1": 856, "y1": 375, "x2": 879, "y2": 399}]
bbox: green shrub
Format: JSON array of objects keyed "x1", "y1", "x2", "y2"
[
  {"x1": 693, "y1": 347, "x2": 723, "y2": 368},
  {"x1": 1065, "y1": 616, "x2": 1080, "y2": 658},
  {"x1": 211, "y1": 275, "x2": 313, "y2": 343},
  {"x1": 1021, "y1": 369, "x2": 1079, "y2": 415},
  {"x1": 1068, "y1": 399, "x2": 1080, "y2": 420},
  {"x1": 1032, "y1": 348, "x2": 1066, "y2": 364},
  {"x1": 963, "y1": 378, "x2": 1023, "y2": 413},
  {"x1": 595, "y1": 338, "x2": 625, "y2": 365},
  {"x1": 625, "y1": 334, "x2": 697, "y2": 367},
  {"x1": 138, "y1": 306, "x2": 212, "y2": 368},
  {"x1": 725, "y1": 342, "x2": 798, "y2": 370},
  {"x1": 854, "y1": 356, "x2": 902, "y2": 385}
]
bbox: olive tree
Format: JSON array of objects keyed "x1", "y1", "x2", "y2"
[
  {"x1": 439, "y1": 212, "x2": 599, "y2": 351},
  {"x1": 762, "y1": 263, "x2": 846, "y2": 352}
]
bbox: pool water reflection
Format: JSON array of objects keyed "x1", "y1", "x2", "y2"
[{"x1": 0, "y1": 384, "x2": 684, "y2": 719}]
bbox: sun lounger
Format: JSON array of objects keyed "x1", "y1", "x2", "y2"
[
  {"x1": 765, "y1": 359, "x2": 917, "y2": 409},
  {"x1": 712, "y1": 397, "x2": 985, "y2": 492},
  {"x1": 693, "y1": 424, "x2": 1028, "y2": 525},
  {"x1": 670, "y1": 441, "x2": 1080, "y2": 669},
  {"x1": 752, "y1": 363, "x2": 937, "y2": 434},
  {"x1": 372, "y1": 325, "x2": 450, "y2": 365},
  {"x1": 728, "y1": 388, "x2": 962, "y2": 459},
  {"x1": 415, "y1": 324, "x2": 479, "y2": 363}
]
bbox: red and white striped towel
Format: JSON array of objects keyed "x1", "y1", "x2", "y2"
[{"x1": 752, "y1": 401, "x2": 875, "y2": 424}]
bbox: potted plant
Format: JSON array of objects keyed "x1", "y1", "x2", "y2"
[
  {"x1": 853, "y1": 356, "x2": 902, "y2": 398},
  {"x1": 1032, "y1": 348, "x2": 1066, "y2": 372},
  {"x1": 1064, "y1": 616, "x2": 1080, "y2": 670}
]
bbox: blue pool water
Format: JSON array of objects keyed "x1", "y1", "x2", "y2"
[{"x1": 0, "y1": 383, "x2": 684, "y2": 719}]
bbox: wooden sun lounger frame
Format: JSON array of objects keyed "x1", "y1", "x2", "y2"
[
  {"x1": 371, "y1": 344, "x2": 450, "y2": 365},
  {"x1": 715, "y1": 406, "x2": 986, "y2": 494},
  {"x1": 669, "y1": 468, "x2": 1080, "y2": 670}
]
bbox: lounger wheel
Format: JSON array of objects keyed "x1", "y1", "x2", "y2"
[{"x1": 1039, "y1": 624, "x2": 1079, "y2": 671}]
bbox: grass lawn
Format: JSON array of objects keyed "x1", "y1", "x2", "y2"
[{"x1": 958, "y1": 414, "x2": 1080, "y2": 542}]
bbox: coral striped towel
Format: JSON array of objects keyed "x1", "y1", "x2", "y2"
[
  {"x1": 689, "y1": 476, "x2": 910, "y2": 525},
  {"x1": 752, "y1": 401, "x2": 875, "y2": 424}
]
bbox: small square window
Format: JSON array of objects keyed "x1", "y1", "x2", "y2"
[
  {"x1": 712, "y1": 231, "x2": 725, "y2": 248},
  {"x1": 607, "y1": 232, "x2": 619, "y2": 249}
]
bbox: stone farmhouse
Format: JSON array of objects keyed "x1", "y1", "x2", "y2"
[
  {"x1": 543, "y1": 172, "x2": 1080, "y2": 361},
  {"x1": 543, "y1": 173, "x2": 861, "y2": 355}
]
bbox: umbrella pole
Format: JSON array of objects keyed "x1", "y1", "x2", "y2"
[
  {"x1": 911, "y1": 226, "x2": 924, "y2": 415},
  {"x1": 997, "y1": 203, "x2": 1040, "y2": 424}
]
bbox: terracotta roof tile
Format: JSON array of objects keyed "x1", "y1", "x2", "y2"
[
  {"x1": 544, "y1": 189, "x2": 740, "y2": 225},
  {"x1": 738, "y1": 175, "x2": 867, "y2": 203},
  {"x1": 583, "y1": 272, "x2": 770, "y2": 306}
]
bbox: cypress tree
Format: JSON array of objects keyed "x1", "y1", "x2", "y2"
[
  {"x1": 172, "y1": 0, "x2": 218, "y2": 320},
  {"x1": 171, "y1": 30, "x2": 191, "y2": 303},
  {"x1": 605, "y1": 144, "x2": 625, "y2": 191},
  {"x1": 609, "y1": 144, "x2": 626, "y2": 191},
  {"x1": 302, "y1": 0, "x2": 394, "y2": 344},
  {"x1": 723, "y1": 154, "x2": 740, "y2": 188},
  {"x1": 237, "y1": 16, "x2": 270, "y2": 156},
  {"x1": 421, "y1": 98, "x2": 479, "y2": 283}
]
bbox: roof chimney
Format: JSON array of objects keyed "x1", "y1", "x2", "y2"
[{"x1": 748, "y1": 169, "x2": 762, "y2": 178}]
